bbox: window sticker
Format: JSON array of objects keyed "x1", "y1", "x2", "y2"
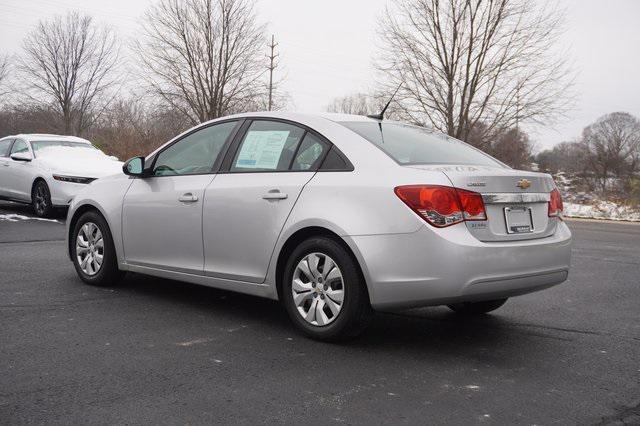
[{"x1": 236, "y1": 130, "x2": 290, "y2": 169}]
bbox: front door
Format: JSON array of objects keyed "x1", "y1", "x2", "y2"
[
  {"x1": 0, "y1": 139, "x2": 14, "y2": 198},
  {"x1": 203, "y1": 120, "x2": 330, "y2": 283},
  {"x1": 122, "y1": 120, "x2": 239, "y2": 274},
  {"x1": 7, "y1": 139, "x2": 33, "y2": 201}
]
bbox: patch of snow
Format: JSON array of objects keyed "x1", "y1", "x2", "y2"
[
  {"x1": 564, "y1": 201, "x2": 640, "y2": 222},
  {"x1": 0, "y1": 214, "x2": 61, "y2": 223},
  {"x1": 36, "y1": 146, "x2": 123, "y2": 178}
]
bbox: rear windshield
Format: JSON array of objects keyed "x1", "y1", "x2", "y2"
[{"x1": 339, "y1": 122, "x2": 504, "y2": 167}]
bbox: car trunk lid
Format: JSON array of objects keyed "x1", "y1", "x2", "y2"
[{"x1": 406, "y1": 164, "x2": 557, "y2": 242}]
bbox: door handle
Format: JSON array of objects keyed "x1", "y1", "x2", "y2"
[
  {"x1": 262, "y1": 190, "x2": 288, "y2": 200},
  {"x1": 2, "y1": 163, "x2": 8, "y2": 167},
  {"x1": 178, "y1": 193, "x2": 199, "y2": 203}
]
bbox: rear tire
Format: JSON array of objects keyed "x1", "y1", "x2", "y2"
[
  {"x1": 71, "y1": 210, "x2": 124, "y2": 286},
  {"x1": 32, "y1": 180, "x2": 53, "y2": 218},
  {"x1": 282, "y1": 236, "x2": 372, "y2": 341},
  {"x1": 448, "y1": 298, "x2": 508, "y2": 315}
]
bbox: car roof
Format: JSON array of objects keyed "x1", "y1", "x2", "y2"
[
  {"x1": 222, "y1": 111, "x2": 381, "y2": 124},
  {"x1": 0, "y1": 134, "x2": 92, "y2": 144}
]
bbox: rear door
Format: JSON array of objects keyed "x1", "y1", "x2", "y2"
[{"x1": 202, "y1": 119, "x2": 330, "y2": 283}]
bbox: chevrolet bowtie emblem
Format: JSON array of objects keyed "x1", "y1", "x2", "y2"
[{"x1": 516, "y1": 179, "x2": 531, "y2": 190}]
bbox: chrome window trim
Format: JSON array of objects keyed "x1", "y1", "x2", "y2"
[{"x1": 481, "y1": 193, "x2": 550, "y2": 204}]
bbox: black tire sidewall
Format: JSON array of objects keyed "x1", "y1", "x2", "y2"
[
  {"x1": 32, "y1": 181, "x2": 52, "y2": 218},
  {"x1": 282, "y1": 237, "x2": 370, "y2": 341},
  {"x1": 71, "y1": 211, "x2": 121, "y2": 286}
]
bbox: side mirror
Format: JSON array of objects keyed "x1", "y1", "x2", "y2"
[
  {"x1": 123, "y1": 156, "x2": 147, "y2": 176},
  {"x1": 10, "y1": 152, "x2": 32, "y2": 162}
]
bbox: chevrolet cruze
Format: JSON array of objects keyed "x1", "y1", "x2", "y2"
[{"x1": 65, "y1": 112, "x2": 572, "y2": 340}]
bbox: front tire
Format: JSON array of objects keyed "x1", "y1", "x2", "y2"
[
  {"x1": 448, "y1": 298, "x2": 508, "y2": 315},
  {"x1": 71, "y1": 211, "x2": 124, "y2": 286},
  {"x1": 32, "y1": 180, "x2": 53, "y2": 218},
  {"x1": 282, "y1": 236, "x2": 371, "y2": 341}
]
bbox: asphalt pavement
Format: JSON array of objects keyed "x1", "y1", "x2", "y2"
[{"x1": 1, "y1": 200, "x2": 639, "y2": 425}]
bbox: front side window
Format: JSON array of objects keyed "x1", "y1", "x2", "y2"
[
  {"x1": 10, "y1": 140, "x2": 29, "y2": 155},
  {"x1": 0, "y1": 139, "x2": 13, "y2": 157},
  {"x1": 231, "y1": 121, "x2": 305, "y2": 172},
  {"x1": 153, "y1": 121, "x2": 237, "y2": 176},
  {"x1": 339, "y1": 121, "x2": 505, "y2": 167}
]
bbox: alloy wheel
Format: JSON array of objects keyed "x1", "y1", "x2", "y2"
[
  {"x1": 291, "y1": 252, "x2": 344, "y2": 326},
  {"x1": 34, "y1": 184, "x2": 49, "y2": 216},
  {"x1": 76, "y1": 222, "x2": 104, "y2": 276}
]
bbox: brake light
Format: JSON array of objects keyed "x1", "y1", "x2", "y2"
[
  {"x1": 394, "y1": 185, "x2": 487, "y2": 228},
  {"x1": 548, "y1": 188, "x2": 563, "y2": 217}
]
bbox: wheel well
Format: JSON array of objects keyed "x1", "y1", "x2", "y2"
[
  {"x1": 67, "y1": 205, "x2": 102, "y2": 258},
  {"x1": 275, "y1": 226, "x2": 369, "y2": 302}
]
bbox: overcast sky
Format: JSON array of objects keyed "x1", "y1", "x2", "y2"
[{"x1": 1, "y1": 0, "x2": 639, "y2": 151}]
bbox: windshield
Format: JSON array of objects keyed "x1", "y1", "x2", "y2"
[
  {"x1": 339, "y1": 122, "x2": 505, "y2": 167},
  {"x1": 31, "y1": 140, "x2": 99, "y2": 153}
]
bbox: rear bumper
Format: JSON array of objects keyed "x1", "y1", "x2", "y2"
[{"x1": 347, "y1": 221, "x2": 572, "y2": 310}]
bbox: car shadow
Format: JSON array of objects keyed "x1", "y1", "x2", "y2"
[
  {"x1": 0, "y1": 200, "x2": 67, "y2": 221},
  {"x1": 115, "y1": 272, "x2": 559, "y2": 360}
]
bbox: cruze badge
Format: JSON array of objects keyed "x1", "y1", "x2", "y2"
[{"x1": 517, "y1": 179, "x2": 531, "y2": 190}]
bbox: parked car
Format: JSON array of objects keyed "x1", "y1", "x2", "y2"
[
  {"x1": 0, "y1": 134, "x2": 122, "y2": 217},
  {"x1": 65, "y1": 112, "x2": 572, "y2": 340}
]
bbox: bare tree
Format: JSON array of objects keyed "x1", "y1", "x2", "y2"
[
  {"x1": 18, "y1": 12, "x2": 119, "y2": 135},
  {"x1": 0, "y1": 54, "x2": 9, "y2": 96},
  {"x1": 580, "y1": 112, "x2": 640, "y2": 194},
  {"x1": 136, "y1": 0, "x2": 267, "y2": 124},
  {"x1": 326, "y1": 93, "x2": 380, "y2": 116},
  {"x1": 491, "y1": 127, "x2": 531, "y2": 169},
  {"x1": 87, "y1": 97, "x2": 191, "y2": 159},
  {"x1": 377, "y1": 0, "x2": 573, "y2": 143},
  {"x1": 535, "y1": 141, "x2": 587, "y2": 175}
]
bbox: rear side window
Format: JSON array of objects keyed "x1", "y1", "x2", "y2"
[
  {"x1": 320, "y1": 146, "x2": 351, "y2": 171},
  {"x1": 0, "y1": 139, "x2": 13, "y2": 157},
  {"x1": 231, "y1": 120, "x2": 305, "y2": 172},
  {"x1": 292, "y1": 133, "x2": 327, "y2": 171},
  {"x1": 339, "y1": 122, "x2": 504, "y2": 167}
]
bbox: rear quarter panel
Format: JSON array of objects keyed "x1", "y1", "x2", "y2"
[{"x1": 266, "y1": 156, "x2": 455, "y2": 300}]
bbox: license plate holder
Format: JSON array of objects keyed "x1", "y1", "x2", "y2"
[{"x1": 504, "y1": 206, "x2": 533, "y2": 234}]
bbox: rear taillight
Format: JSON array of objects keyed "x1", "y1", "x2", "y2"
[
  {"x1": 394, "y1": 185, "x2": 487, "y2": 228},
  {"x1": 548, "y1": 188, "x2": 563, "y2": 217}
]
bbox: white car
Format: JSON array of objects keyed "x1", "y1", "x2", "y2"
[
  {"x1": 65, "y1": 112, "x2": 571, "y2": 341},
  {"x1": 0, "y1": 134, "x2": 123, "y2": 217}
]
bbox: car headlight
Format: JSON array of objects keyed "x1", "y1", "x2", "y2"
[{"x1": 52, "y1": 175, "x2": 97, "y2": 184}]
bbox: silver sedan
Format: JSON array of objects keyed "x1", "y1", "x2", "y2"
[{"x1": 66, "y1": 112, "x2": 572, "y2": 341}]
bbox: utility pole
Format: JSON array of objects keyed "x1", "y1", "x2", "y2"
[{"x1": 267, "y1": 34, "x2": 278, "y2": 111}]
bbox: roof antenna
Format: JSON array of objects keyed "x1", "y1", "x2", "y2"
[{"x1": 367, "y1": 83, "x2": 402, "y2": 120}]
